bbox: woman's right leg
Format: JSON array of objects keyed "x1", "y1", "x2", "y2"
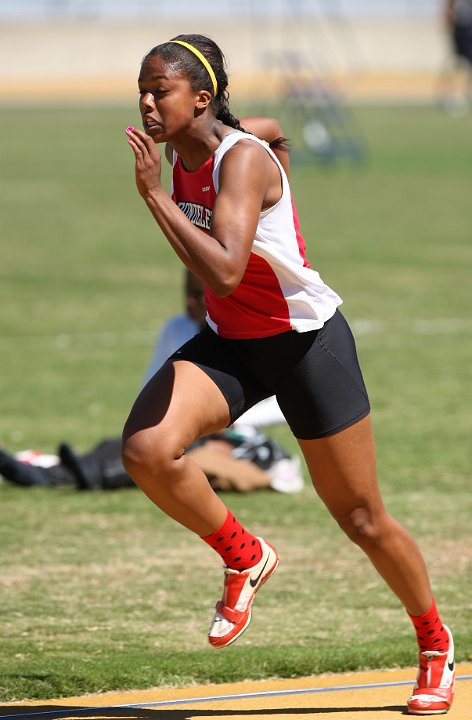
[
  {"x1": 122, "y1": 358, "x2": 279, "y2": 648},
  {"x1": 122, "y1": 359, "x2": 231, "y2": 536}
]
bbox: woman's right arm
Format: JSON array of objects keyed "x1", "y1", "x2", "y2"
[{"x1": 126, "y1": 127, "x2": 267, "y2": 296}]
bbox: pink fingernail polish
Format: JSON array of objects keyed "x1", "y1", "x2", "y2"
[{"x1": 126, "y1": 126, "x2": 135, "y2": 133}]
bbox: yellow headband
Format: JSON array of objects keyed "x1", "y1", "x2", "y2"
[{"x1": 170, "y1": 40, "x2": 218, "y2": 96}]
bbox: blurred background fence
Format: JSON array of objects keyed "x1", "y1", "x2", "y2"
[
  {"x1": 0, "y1": 0, "x2": 442, "y2": 20},
  {"x1": 1, "y1": 1, "x2": 457, "y2": 166},
  {"x1": 0, "y1": 1, "x2": 452, "y2": 105}
]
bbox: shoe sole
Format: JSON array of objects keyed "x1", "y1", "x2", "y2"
[
  {"x1": 407, "y1": 709, "x2": 451, "y2": 716},
  {"x1": 407, "y1": 696, "x2": 452, "y2": 716}
]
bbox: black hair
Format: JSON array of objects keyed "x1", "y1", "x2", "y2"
[
  {"x1": 142, "y1": 33, "x2": 244, "y2": 131},
  {"x1": 142, "y1": 34, "x2": 290, "y2": 153},
  {"x1": 269, "y1": 137, "x2": 290, "y2": 153}
]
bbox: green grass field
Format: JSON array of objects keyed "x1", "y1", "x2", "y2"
[{"x1": 0, "y1": 103, "x2": 471, "y2": 702}]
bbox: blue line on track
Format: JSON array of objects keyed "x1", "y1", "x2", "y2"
[{"x1": 2, "y1": 675, "x2": 471, "y2": 719}]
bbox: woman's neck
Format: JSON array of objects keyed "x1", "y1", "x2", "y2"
[{"x1": 172, "y1": 120, "x2": 234, "y2": 171}]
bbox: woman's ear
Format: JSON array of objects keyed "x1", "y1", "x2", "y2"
[{"x1": 195, "y1": 89, "x2": 212, "y2": 111}]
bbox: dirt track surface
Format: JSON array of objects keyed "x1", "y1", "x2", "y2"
[{"x1": 2, "y1": 663, "x2": 472, "y2": 720}]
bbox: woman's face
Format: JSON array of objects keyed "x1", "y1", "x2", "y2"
[{"x1": 138, "y1": 55, "x2": 199, "y2": 143}]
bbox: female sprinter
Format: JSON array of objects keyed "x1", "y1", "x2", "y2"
[{"x1": 123, "y1": 34, "x2": 454, "y2": 715}]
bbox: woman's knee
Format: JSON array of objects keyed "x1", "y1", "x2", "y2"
[
  {"x1": 336, "y1": 505, "x2": 392, "y2": 548},
  {"x1": 121, "y1": 428, "x2": 182, "y2": 482}
]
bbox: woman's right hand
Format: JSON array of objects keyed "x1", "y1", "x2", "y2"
[{"x1": 125, "y1": 126, "x2": 163, "y2": 200}]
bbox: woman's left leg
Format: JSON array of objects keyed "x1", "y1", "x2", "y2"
[
  {"x1": 299, "y1": 415, "x2": 455, "y2": 715},
  {"x1": 298, "y1": 414, "x2": 431, "y2": 615}
]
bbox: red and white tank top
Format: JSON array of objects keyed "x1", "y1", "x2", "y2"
[{"x1": 172, "y1": 131, "x2": 342, "y2": 339}]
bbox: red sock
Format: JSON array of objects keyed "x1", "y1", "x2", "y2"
[
  {"x1": 201, "y1": 509, "x2": 262, "y2": 571},
  {"x1": 409, "y1": 597, "x2": 450, "y2": 653}
]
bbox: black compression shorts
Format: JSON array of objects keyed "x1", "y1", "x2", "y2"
[
  {"x1": 170, "y1": 309, "x2": 370, "y2": 439},
  {"x1": 453, "y1": 23, "x2": 472, "y2": 64}
]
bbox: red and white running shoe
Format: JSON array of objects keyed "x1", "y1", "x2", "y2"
[
  {"x1": 208, "y1": 537, "x2": 279, "y2": 649},
  {"x1": 407, "y1": 625, "x2": 455, "y2": 715}
]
